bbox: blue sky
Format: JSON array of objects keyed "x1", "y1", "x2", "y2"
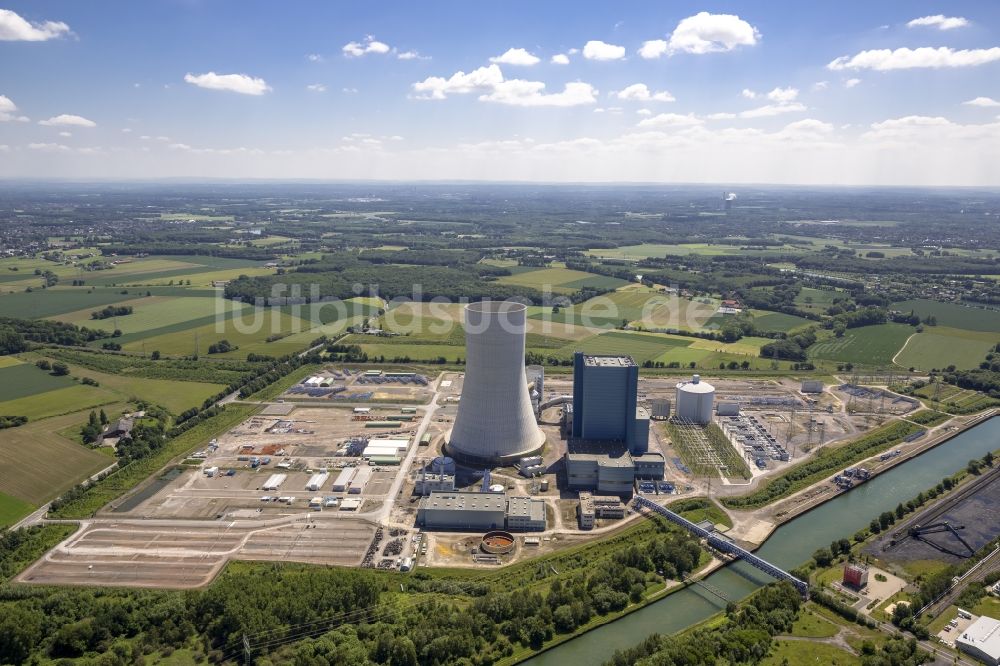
[{"x1": 1, "y1": 1, "x2": 999, "y2": 184}]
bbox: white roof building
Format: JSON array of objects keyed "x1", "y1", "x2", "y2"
[{"x1": 957, "y1": 616, "x2": 1000, "y2": 666}]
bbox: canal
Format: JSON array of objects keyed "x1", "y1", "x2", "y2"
[{"x1": 523, "y1": 416, "x2": 1000, "y2": 666}]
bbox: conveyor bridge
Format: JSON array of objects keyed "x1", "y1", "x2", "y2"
[{"x1": 633, "y1": 495, "x2": 810, "y2": 599}]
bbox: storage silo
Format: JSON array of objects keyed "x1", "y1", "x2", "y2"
[
  {"x1": 447, "y1": 301, "x2": 545, "y2": 464},
  {"x1": 675, "y1": 375, "x2": 715, "y2": 424}
]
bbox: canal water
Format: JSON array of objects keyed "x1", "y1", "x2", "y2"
[{"x1": 523, "y1": 416, "x2": 1000, "y2": 666}]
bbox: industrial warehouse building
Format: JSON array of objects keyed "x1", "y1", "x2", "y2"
[
  {"x1": 956, "y1": 616, "x2": 1000, "y2": 665},
  {"x1": 416, "y1": 491, "x2": 546, "y2": 531},
  {"x1": 578, "y1": 492, "x2": 626, "y2": 529}
]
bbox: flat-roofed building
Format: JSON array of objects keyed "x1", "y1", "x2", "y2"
[
  {"x1": 506, "y1": 496, "x2": 546, "y2": 531},
  {"x1": 417, "y1": 492, "x2": 506, "y2": 530},
  {"x1": 956, "y1": 615, "x2": 1000, "y2": 665},
  {"x1": 414, "y1": 472, "x2": 455, "y2": 496}
]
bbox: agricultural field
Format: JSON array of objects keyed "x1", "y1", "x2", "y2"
[
  {"x1": 497, "y1": 265, "x2": 628, "y2": 294},
  {"x1": 0, "y1": 409, "x2": 116, "y2": 508},
  {"x1": 793, "y1": 287, "x2": 844, "y2": 315},
  {"x1": 585, "y1": 242, "x2": 802, "y2": 260},
  {"x1": 893, "y1": 298, "x2": 1000, "y2": 333},
  {"x1": 120, "y1": 309, "x2": 314, "y2": 359},
  {"x1": 0, "y1": 362, "x2": 77, "y2": 401},
  {"x1": 748, "y1": 309, "x2": 812, "y2": 333},
  {"x1": 0, "y1": 492, "x2": 36, "y2": 529},
  {"x1": 807, "y1": 323, "x2": 914, "y2": 366},
  {"x1": 80, "y1": 255, "x2": 271, "y2": 287},
  {"x1": 532, "y1": 287, "x2": 724, "y2": 333},
  {"x1": 0, "y1": 384, "x2": 118, "y2": 421},
  {"x1": 51, "y1": 295, "x2": 249, "y2": 336},
  {"x1": 26, "y1": 352, "x2": 226, "y2": 415},
  {"x1": 894, "y1": 326, "x2": 1000, "y2": 370},
  {"x1": 0, "y1": 287, "x2": 139, "y2": 319}
]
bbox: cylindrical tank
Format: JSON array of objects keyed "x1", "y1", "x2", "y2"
[
  {"x1": 448, "y1": 301, "x2": 545, "y2": 464},
  {"x1": 429, "y1": 456, "x2": 456, "y2": 475},
  {"x1": 675, "y1": 374, "x2": 715, "y2": 424}
]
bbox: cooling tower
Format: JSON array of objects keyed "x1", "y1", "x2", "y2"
[{"x1": 447, "y1": 301, "x2": 545, "y2": 465}]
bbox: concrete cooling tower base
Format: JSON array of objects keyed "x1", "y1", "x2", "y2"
[
  {"x1": 445, "y1": 428, "x2": 545, "y2": 466},
  {"x1": 446, "y1": 300, "x2": 546, "y2": 466}
]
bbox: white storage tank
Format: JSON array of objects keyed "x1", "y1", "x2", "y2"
[{"x1": 675, "y1": 375, "x2": 715, "y2": 424}]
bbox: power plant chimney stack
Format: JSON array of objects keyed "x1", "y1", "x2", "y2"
[{"x1": 447, "y1": 300, "x2": 545, "y2": 465}]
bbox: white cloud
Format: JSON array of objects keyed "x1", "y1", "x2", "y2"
[
  {"x1": 551, "y1": 53, "x2": 570, "y2": 65},
  {"x1": 0, "y1": 94, "x2": 28, "y2": 122},
  {"x1": 740, "y1": 102, "x2": 806, "y2": 118},
  {"x1": 184, "y1": 72, "x2": 271, "y2": 95},
  {"x1": 490, "y1": 48, "x2": 540, "y2": 66},
  {"x1": 306, "y1": 54, "x2": 324, "y2": 62},
  {"x1": 638, "y1": 40, "x2": 668, "y2": 59},
  {"x1": 964, "y1": 97, "x2": 1000, "y2": 107},
  {"x1": 28, "y1": 142, "x2": 70, "y2": 152},
  {"x1": 0, "y1": 8, "x2": 70, "y2": 41},
  {"x1": 343, "y1": 87, "x2": 358, "y2": 94},
  {"x1": 582, "y1": 40, "x2": 625, "y2": 61},
  {"x1": 615, "y1": 83, "x2": 674, "y2": 102},
  {"x1": 741, "y1": 88, "x2": 757, "y2": 99},
  {"x1": 306, "y1": 83, "x2": 327, "y2": 92},
  {"x1": 813, "y1": 81, "x2": 829, "y2": 91},
  {"x1": 121, "y1": 128, "x2": 132, "y2": 133},
  {"x1": 780, "y1": 119, "x2": 834, "y2": 135},
  {"x1": 907, "y1": 15, "x2": 969, "y2": 30},
  {"x1": 58, "y1": 131, "x2": 71, "y2": 137},
  {"x1": 636, "y1": 108, "x2": 652, "y2": 116},
  {"x1": 413, "y1": 65, "x2": 505, "y2": 100},
  {"x1": 0, "y1": 144, "x2": 7, "y2": 152},
  {"x1": 844, "y1": 78, "x2": 861, "y2": 89},
  {"x1": 397, "y1": 50, "x2": 428, "y2": 60},
  {"x1": 480, "y1": 80, "x2": 598, "y2": 107},
  {"x1": 39, "y1": 114, "x2": 96, "y2": 127},
  {"x1": 413, "y1": 65, "x2": 595, "y2": 107},
  {"x1": 662, "y1": 12, "x2": 760, "y2": 55},
  {"x1": 343, "y1": 36, "x2": 391, "y2": 57},
  {"x1": 766, "y1": 87, "x2": 798, "y2": 103},
  {"x1": 637, "y1": 112, "x2": 703, "y2": 128},
  {"x1": 707, "y1": 112, "x2": 737, "y2": 120},
  {"x1": 829, "y1": 47, "x2": 1000, "y2": 71}
]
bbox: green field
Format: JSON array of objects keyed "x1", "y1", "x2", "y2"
[
  {"x1": 556, "y1": 330, "x2": 687, "y2": 363},
  {"x1": 0, "y1": 409, "x2": 116, "y2": 506},
  {"x1": 808, "y1": 324, "x2": 914, "y2": 366},
  {"x1": 749, "y1": 310, "x2": 812, "y2": 333},
  {"x1": 29, "y1": 352, "x2": 227, "y2": 414},
  {"x1": 0, "y1": 491, "x2": 35, "y2": 529},
  {"x1": 497, "y1": 266, "x2": 628, "y2": 293},
  {"x1": 0, "y1": 362, "x2": 77, "y2": 401},
  {"x1": 52, "y1": 295, "x2": 248, "y2": 335},
  {"x1": 794, "y1": 287, "x2": 843, "y2": 315},
  {"x1": 761, "y1": 639, "x2": 859, "y2": 665},
  {"x1": 893, "y1": 299, "x2": 1000, "y2": 332},
  {"x1": 894, "y1": 326, "x2": 999, "y2": 370},
  {"x1": 0, "y1": 287, "x2": 138, "y2": 319},
  {"x1": 586, "y1": 242, "x2": 790, "y2": 259},
  {"x1": 0, "y1": 384, "x2": 118, "y2": 421},
  {"x1": 120, "y1": 309, "x2": 313, "y2": 359}
]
